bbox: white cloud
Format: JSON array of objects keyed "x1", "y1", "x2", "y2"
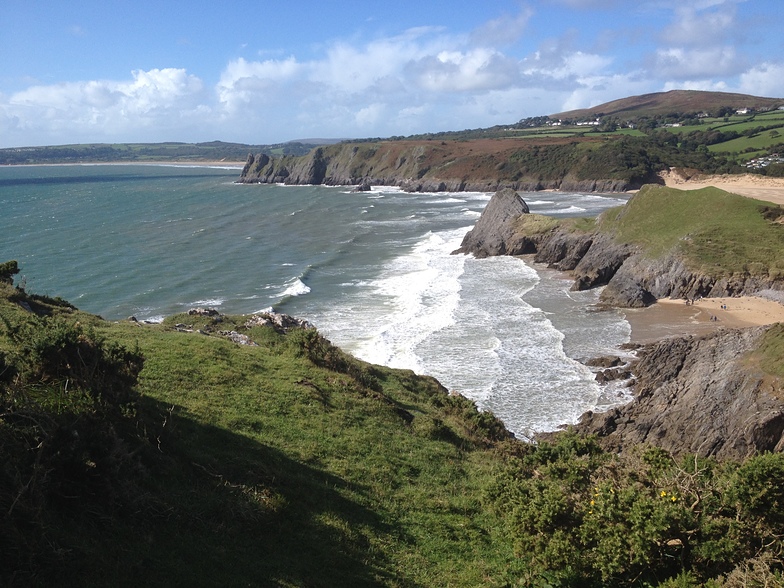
[
  {"x1": 9, "y1": 2, "x2": 776, "y2": 147},
  {"x1": 652, "y1": 46, "x2": 743, "y2": 80},
  {"x1": 216, "y1": 56, "x2": 304, "y2": 114},
  {"x1": 410, "y1": 48, "x2": 522, "y2": 92},
  {"x1": 1, "y1": 68, "x2": 206, "y2": 145},
  {"x1": 660, "y1": 61, "x2": 784, "y2": 98},
  {"x1": 662, "y1": 4, "x2": 736, "y2": 46},
  {"x1": 559, "y1": 73, "x2": 653, "y2": 112},
  {"x1": 738, "y1": 62, "x2": 784, "y2": 98}
]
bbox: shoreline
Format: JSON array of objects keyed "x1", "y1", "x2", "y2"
[{"x1": 624, "y1": 295, "x2": 784, "y2": 344}]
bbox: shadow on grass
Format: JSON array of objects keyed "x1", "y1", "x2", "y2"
[{"x1": 12, "y1": 397, "x2": 404, "y2": 588}]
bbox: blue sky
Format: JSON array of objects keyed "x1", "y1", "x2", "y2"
[{"x1": 1, "y1": 0, "x2": 782, "y2": 147}]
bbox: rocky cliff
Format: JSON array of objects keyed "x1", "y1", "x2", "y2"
[
  {"x1": 574, "y1": 326, "x2": 784, "y2": 459},
  {"x1": 455, "y1": 186, "x2": 784, "y2": 307},
  {"x1": 453, "y1": 188, "x2": 530, "y2": 257},
  {"x1": 237, "y1": 140, "x2": 642, "y2": 193}
]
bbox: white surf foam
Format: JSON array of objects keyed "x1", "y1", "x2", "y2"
[
  {"x1": 337, "y1": 227, "x2": 468, "y2": 371},
  {"x1": 281, "y1": 278, "x2": 311, "y2": 297}
]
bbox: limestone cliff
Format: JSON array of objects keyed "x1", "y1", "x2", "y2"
[
  {"x1": 456, "y1": 186, "x2": 784, "y2": 307},
  {"x1": 574, "y1": 326, "x2": 784, "y2": 459},
  {"x1": 453, "y1": 188, "x2": 530, "y2": 258},
  {"x1": 237, "y1": 140, "x2": 642, "y2": 193},
  {"x1": 450, "y1": 184, "x2": 784, "y2": 458}
]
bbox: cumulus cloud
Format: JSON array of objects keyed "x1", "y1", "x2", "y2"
[
  {"x1": 738, "y1": 62, "x2": 784, "y2": 98},
  {"x1": 216, "y1": 57, "x2": 304, "y2": 114},
  {"x1": 652, "y1": 46, "x2": 744, "y2": 80},
  {"x1": 643, "y1": 0, "x2": 757, "y2": 83},
  {"x1": 208, "y1": 21, "x2": 627, "y2": 140},
  {"x1": 661, "y1": 4, "x2": 737, "y2": 46},
  {"x1": 408, "y1": 49, "x2": 522, "y2": 92},
  {"x1": 1, "y1": 68, "x2": 206, "y2": 145},
  {"x1": 4, "y1": 1, "x2": 774, "y2": 147}
]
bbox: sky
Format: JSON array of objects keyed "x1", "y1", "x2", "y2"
[{"x1": 1, "y1": 0, "x2": 783, "y2": 148}]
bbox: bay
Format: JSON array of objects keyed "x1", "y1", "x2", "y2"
[{"x1": 0, "y1": 164, "x2": 632, "y2": 438}]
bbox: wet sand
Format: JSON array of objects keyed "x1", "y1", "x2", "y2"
[{"x1": 625, "y1": 295, "x2": 784, "y2": 344}]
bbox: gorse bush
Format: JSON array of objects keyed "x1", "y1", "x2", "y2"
[
  {"x1": 487, "y1": 432, "x2": 784, "y2": 587},
  {"x1": 0, "y1": 303, "x2": 152, "y2": 583}
]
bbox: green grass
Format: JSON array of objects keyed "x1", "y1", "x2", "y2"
[
  {"x1": 0, "y1": 285, "x2": 518, "y2": 586},
  {"x1": 709, "y1": 129, "x2": 784, "y2": 154},
  {"x1": 512, "y1": 213, "x2": 563, "y2": 235},
  {"x1": 597, "y1": 185, "x2": 784, "y2": 276},
  {"x1": 2, "y1": 266, "x2": 784, "y2": 586},
  {"x1": 759, "y1": 323, "x2": 784, "y2": 378}
]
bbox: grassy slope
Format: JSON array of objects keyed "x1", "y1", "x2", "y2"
[
  {"x1": 2, "y1": 233, "x2": 784, "y2": 586},
  {"x1": 0, "y1": 283, "x2": 519, "y2": 587},
  {"x1": 596, "y1": 185, "x2": 784, "y2": 277}
]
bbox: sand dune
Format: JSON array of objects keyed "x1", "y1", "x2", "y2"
[{"x1": 659, "y1": 171, "x2": 784, "y2": 206}]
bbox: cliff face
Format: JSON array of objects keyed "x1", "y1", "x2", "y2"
[
  {"x1": 575, "y1": 326, "x2": 784, "y2": 459},
  {"x1": 458, "y1": 187, "x2": 784, "y2": 459},
  {"x1": 237, "y1": 141, "x2": 640, "y2": 193},
  {"x1": 455, "y1": 200, "x2": 783, "y2": 307}
]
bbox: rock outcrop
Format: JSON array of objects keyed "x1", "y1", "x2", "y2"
[
  {"x1": 455, "y1": 205, "x2": 783, "y2": 307},
  {"x1": 237, "y1": 142, "x2": 642, "y2": 193},
  {"x1": 453, "y1": 188, "x2": 530, "y2": 258},
  {"x1": 574, "y1": 326, "x2": 784, "y2": 459}
]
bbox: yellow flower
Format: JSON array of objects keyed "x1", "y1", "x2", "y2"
[{"x1": 660, "y1": 491, "x2": 667, "y2": 497}]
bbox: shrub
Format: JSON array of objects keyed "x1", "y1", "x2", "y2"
[
  {"x1": 0, "y1": 311, "x2": 151, "y2": 580},
  {"x1": 487, "y1": 434, "x2": 784, "y2": 587},
  {"x1": 0, "y1": 259, "x2": 19, "y2": 285}
]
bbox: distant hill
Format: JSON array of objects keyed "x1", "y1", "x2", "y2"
[
  {"x1": 286, "y1": 138, "x2": 349, "y2": 145},
  {"x1": 551, "y1": 89, "x2": 783, "y2": 121},
  {"x1": 0, "y1": 140, "x2": 321, "y2": 165}
]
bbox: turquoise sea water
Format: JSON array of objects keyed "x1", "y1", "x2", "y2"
[{"x1": 1, "y1": 164, "x2": 632, "y2": 438}]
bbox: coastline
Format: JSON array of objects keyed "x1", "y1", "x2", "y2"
[{"x1": 624, "y1": 295, "x2": 784, "y2": 344}]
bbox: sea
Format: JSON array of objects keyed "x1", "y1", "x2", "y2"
[{"x1": 0, "y1": 163, "x2": 634, "y2": 439}]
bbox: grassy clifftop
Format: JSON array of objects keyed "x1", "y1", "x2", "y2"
[
  {"x1": 0, "y1": 276, "x2": 518, "y2": 586},
  {"x1": 2, "y1": 269, "x2": 784, "y2": 586},
  {"x1": 597, "y1": 185, "x2": 784, "y2": 278}
]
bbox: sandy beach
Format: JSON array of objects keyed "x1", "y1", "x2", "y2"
[
  {"x1": 659, "y1": 170, "x2": 784, "y2": 206},
  {"x1": 625, "y1": 295, "x2": 784, "y2": 343},
  {"x1": 618, "y1": 172, "x2": 784, "y2": 342}
]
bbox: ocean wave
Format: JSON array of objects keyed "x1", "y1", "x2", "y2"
[
  {"x1": 423, "y1": 197, "x2": 464, "y2": 204},
  {"x1": 370, "y1": 186, "x2": 405, "y2": 193},
  {"x1": 536, "y1": 205, "x2": 586, "y2": 214},
  {"x1": 188, "y1": 297, "x2": 226, "y2": 308},
  {"x1": 343, "y1": 227, "x2": 468, "y2": 371},
  {"x1": 281, "y1": 278, "x2": 311, "y2": 298}
]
